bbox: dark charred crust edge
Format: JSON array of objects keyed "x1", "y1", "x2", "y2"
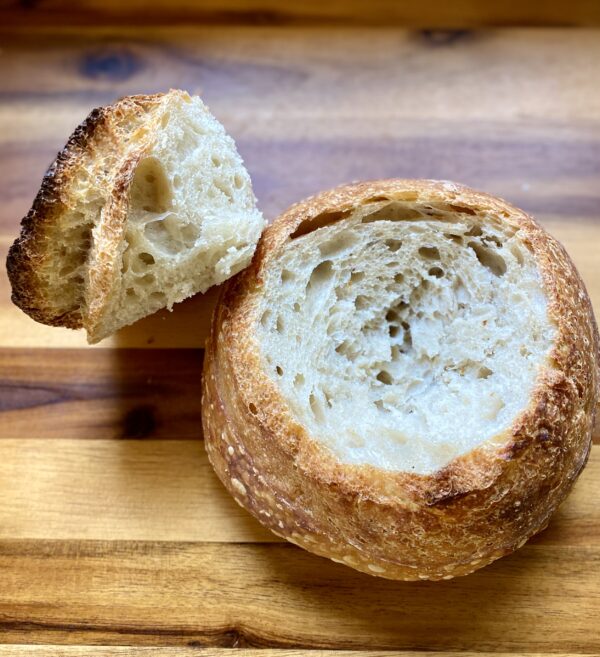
[
  {"x1": 6, "y1": 93, "x2": 167, "y2": 330},
  {"x1": 6, "y1": 105, "x2": 112, "y2": 328}
]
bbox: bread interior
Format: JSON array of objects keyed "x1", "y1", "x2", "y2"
[{"x1": 257, "y1": 199, "x2": 555, "y2": 474}]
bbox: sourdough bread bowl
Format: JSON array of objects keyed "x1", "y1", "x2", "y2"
[
  {"x1": 7, "y1": 90, "x2": 264, "y2": 343},
  {"x1": 202, "y1": 179, "x2": 599, "y2": 580}
]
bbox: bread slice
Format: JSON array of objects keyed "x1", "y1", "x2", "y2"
[
  {"x1": 7, "y1": 90, "x2": 265, "y2": 343},
  {"x1": 202, "y1": 179, "x2": 599, "y2": 580}
]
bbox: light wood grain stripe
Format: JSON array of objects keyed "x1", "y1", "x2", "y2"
[
  {"x1": 0, "y1": 539, "x2": 598, "y2": 649},
  {"x1": 0, "y1": 439, "x2": 597, "y2": 544}
]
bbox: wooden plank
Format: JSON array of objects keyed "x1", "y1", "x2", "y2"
[
  {"x1": 0, "y1": 539, "x2": 598, "y2": 650},
  {"x1": 2, "y1": 0, "x2": 600, "y2": 27},
  {"x1": 0, "y1": 650, "x2": 587, "y2": 657},
  {"x1": 0, "y1": 349, "x2": 204, "y2": 438},
  {"x1": 0, "y1": 439, "x2": 274, "y2": 542},
  {"x1": 0, "y1": 439, "x2": 596, "y2": 544}
]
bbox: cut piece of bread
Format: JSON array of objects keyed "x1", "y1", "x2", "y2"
[
  {"x1": 7, "y1": 90, "x2": 265, "y2": 343},
  {"x1": 202, "y1": 179, "x2": 599, "y2": 580}
]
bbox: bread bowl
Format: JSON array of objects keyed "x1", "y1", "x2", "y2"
[
  {"x1": 7, "y1": 89, "x2": 264, "y2": 343},
  {"x1": 202, "y1": 179, "x2": 599, "y2": 580}
]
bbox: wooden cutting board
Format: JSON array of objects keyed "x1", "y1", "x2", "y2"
[{"x1": 0, "y1": 12, "x2": 599, "y2": 656}]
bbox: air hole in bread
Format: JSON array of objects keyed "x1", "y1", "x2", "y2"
[
  {"x1": 234, "y1": 174, "x2": 244, "y2": 189},
  {"x1": 160, "y1": 113, "x2": 170, "y2": 128},
  {"x1": 418, "y1": 246, "x2": 440, "y2": 260},
  {"x1": 211, "y1": 155, "x2": 222, "y2": 167},
  {"x1": 150, "y1": 291, "x2": 167, "y2": 304},
  {"x1": 377, "y1": 370, "x2": 393, "y2": 385},
  {"x1": 180, "y1": 223, "x2": 200, "y2": 247},
  {"x1": 248, "y1": 403, "x2": 258, "y2": 415},
  {"x1": 465, "y1": 225, "x2": 483, "y2": 237},
  {"x1": 130, "y1": 157, "x2": 171, "y2": 215},
  {"x1": 350, "y1": 271, "x2": 364, "y2": 283},
  {"x1": 281, "y1": 269, "x2": 294, "y2": 284},
  {"x1": 511, "y1": 245, "x2": 525, "y2": 266},
  {"x1": 428, "y1": 266, "x2": 444, "y2": 278},
  {"x1": 355, "y1": 295, "x2": 370, "y2": 310},
  {"x1": 138, "y1": 252, "x2": 155, "y2": 266},
  {"x1": 385, "y1": 239, "x2": 403, "y2": 252},
  {"x1": 290, "y1": 211, "x2": 352, "y2": 239},
  {"x1": 261, "y1": 310, "x2": 272, "y2": 327},
  {"x1": 448, "y1": 204, "x2": 477, "y2": 216},
  {"x1": 276, "y1": 365, "x2": 284, "y2": 376},
  {"x1": 215, "y1": 179, "x2": 234, "y2": 202},
  {"x1": 139, "y1": 273, "x2": 155, "y2": 287},
  {"x1": 307, "y1": 260, "x2": 334, "y2": 292},
  {"x1": 468, "y1": 241, "x2": 507, "y2": 276},
  {"x1": 309, "y1": 392, "x2": 325, "y2": 422},
  {"x1": 445, "y1": 233, "x2": 464, "y2": 245}
]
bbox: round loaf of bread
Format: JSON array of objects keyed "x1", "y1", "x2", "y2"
[{"x1": 202, "y1": 180, "x2": 599, "y2": 580}]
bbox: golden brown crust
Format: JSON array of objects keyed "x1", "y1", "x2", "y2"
[
  {"x1": 6, "y1": 93, "x2": 165, "y2": 330},
  {"x1": 202, "y1": 179, "x2": 600, "y2": 580}
]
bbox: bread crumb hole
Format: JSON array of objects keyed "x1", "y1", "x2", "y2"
[
  {"x1": 350, "y1": 271, "x2": 364, "y2": 283},
  {"x1": 234, "y1": 174, "x2": 244, "y2": 189},
  {"x1": 449, "y1": 204, "x2": 477, "y2": 216},
  {"x1": 428, "y1": 266, "x2": 444, "y2": 278},
  {"x1": 355, "y1": 295, "x2": 369, "y2": 310},
  {"x1": 150, "y1": 291, "x2": 166, "y2": 304},
  {"x1": 307, "y1": 260, "x2": 334, "y2": 291},
  {"x1": 376, "y1": 370, "x2": 393, "y2": 385},
  {"x1": 138, "y1": 252, "x2": 155, "y2": 266},
  {"x1": 478, "y1": 366, "x2": 493, "y2": 379},
  {"x1": 160, "y1": 113, "x2": 170, "y2": 128},
  {"x1": 276, "y1": 365, "x2": 284, "y2": 376},
  {"x1": 276, "y1": 316, "x2": 284, "y2": 332},
  {"x1": 445, "y1": 233, "x2": 464, "y2": 244},
  {"x1": 260, "y1": 310, "x2": 272, "y2": 327},
  {"x1": 126, "y1": 287, "x2": 136, "y2": 297},
  {"x1": 131, "y1": 157, "x2": 171, "y2": 214},
  {"x1": 309, "y1": 393, "x2": 325, "y2": 422},
  {"x1": 385, "y1": 239, "x2": 402, "y2": 252},
  {"x1": 281, "y1": 269, "x2": 294, "y2": 284},
  {"x1": 418, "y1": 246, "x2": 440, "y2": 260},
  {"x1": 293, "y1": 373, "x2": 305, "y2": 387},
  {"x1": 248, "y1": 403, "x2": 258, "y2": 415},
  {"x1": 211, "y1": 155, "x2": 222, "y2": 167},
  {"x1": 511, "y1": 244, "x2": 525, "y2": 265},
  {"x1": 139, "y1": 273, "x2": 155, "y2": 287},
  {"x1": 465, "y1": 225, "x2": 483, "y2": 237},
  {"x1": 468, "y1": 241, "x2": 507, "y2": 276}
]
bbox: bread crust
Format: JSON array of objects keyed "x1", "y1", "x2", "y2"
[
  {"x1": 6, "y1": 93, "x2": 165, "y2": 331},
  {"x1": 202, "y1": 179, "x2": 600, "y2": 580}
]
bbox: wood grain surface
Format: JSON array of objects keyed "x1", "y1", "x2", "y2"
[
  {"x1": 3, "y1": 0, "x2": 600, "y2": 27},
  {"x1": 0, "y1": 22, "x2": 599, "y2": 655}
]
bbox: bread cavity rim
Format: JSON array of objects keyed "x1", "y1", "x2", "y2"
[{"x1": 255, "y1": 193, "x2": 555, "y2": 475}]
